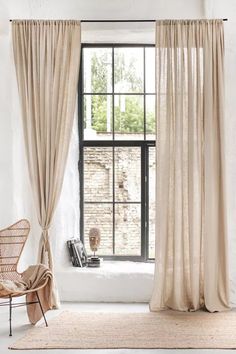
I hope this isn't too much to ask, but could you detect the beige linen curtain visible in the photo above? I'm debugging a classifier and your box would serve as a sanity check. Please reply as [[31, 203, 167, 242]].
[[12, 20, 81, 307], [150, 19, 230, 312]]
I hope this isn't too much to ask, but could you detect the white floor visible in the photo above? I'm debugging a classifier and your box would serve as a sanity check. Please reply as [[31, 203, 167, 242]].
[[0, 301, 235, 354]]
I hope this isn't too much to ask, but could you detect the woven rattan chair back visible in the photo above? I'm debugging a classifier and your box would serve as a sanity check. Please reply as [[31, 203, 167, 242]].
[[0, 219, 30, 282], [0, 219, 49, 336]]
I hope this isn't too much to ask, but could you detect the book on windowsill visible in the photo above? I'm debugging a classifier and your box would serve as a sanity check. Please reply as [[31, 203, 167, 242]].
[[67, 239, 83, 267]]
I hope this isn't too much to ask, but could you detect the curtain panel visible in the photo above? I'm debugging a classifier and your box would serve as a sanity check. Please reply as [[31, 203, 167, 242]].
[[12, 20, 81, 307], [150, 19, 230, 312]]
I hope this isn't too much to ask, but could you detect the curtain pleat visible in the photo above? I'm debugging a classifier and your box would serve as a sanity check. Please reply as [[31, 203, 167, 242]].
[[150, 19, 230, 312], [12, 20, 81, 307]]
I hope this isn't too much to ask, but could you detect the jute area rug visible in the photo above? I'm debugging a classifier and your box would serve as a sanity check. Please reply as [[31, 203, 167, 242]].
[[10, 310, 236, 350]]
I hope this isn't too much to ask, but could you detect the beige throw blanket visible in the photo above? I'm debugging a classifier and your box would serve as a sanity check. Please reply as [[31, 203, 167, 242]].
[[0, 264, 53, 324]]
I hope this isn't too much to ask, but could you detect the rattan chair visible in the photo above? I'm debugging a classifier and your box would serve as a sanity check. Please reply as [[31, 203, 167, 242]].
[[0, 219, 48, 336]]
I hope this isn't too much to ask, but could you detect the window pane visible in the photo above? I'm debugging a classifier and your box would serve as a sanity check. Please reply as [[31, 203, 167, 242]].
[[145, 47, 155, 93], [84, 203, 113, 256], [115, 147, 141, 202], [115, 204, 141, 255], [84, 95, 113, 140], [149, 147, 156, 258], [114, 95, 144, 139], [114, 48, 144, 93], [81, 46, 156, 260], [146, 95, 156, 140], [84, 147, 113, 202], [83, 48, 112, 93]]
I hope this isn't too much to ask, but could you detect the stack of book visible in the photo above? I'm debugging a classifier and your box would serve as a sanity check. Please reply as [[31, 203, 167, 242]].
[[87, 256, 101, 268], [67, 239, 87, 267]]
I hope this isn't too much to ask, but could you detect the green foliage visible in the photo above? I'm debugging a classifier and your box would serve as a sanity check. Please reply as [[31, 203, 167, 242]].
[[91, 95, 108, 132], [114, 96, 143, 133], [114, 51, 143, 93], [91, 51, 110, 94], [146, 111, 155, 133], [86, 49, 155, 134]]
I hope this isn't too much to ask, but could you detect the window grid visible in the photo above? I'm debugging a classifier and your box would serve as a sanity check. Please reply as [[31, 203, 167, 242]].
[[79, 44, 156, 261]]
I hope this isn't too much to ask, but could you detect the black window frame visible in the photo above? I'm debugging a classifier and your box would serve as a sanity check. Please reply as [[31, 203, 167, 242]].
[[78, 43, 156, 262]]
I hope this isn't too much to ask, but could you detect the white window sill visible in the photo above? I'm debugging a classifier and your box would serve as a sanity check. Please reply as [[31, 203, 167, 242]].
[[56, 261, 154, 302], [57, 260, 154, 274]]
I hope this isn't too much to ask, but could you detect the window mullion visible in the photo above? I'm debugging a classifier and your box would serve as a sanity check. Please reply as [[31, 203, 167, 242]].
[[112, 47, 115, 255], [144, 47, 146, 140], [141, 145, 147, 259], [145, 145, 150, 259], [112, 146, 115, 255]]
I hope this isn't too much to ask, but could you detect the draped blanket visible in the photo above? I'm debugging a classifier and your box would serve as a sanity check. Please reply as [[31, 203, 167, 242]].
[[0, 264, 53, 324]]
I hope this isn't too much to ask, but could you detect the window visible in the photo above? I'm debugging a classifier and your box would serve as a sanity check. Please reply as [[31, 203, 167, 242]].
[[79, 44, 155, 261]]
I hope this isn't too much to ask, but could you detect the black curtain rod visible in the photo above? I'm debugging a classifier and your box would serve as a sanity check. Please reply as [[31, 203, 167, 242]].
[[9, 19, 228, 22], [81, 19, 228, 23]]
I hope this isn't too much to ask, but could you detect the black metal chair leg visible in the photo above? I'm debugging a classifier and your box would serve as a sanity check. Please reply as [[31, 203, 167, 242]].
[[9, 295, 12, 336], [35, 291, 48, 327]]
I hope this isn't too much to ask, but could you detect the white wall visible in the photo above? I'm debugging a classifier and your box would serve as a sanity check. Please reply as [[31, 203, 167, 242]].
[[1, 0, 236, 304]]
